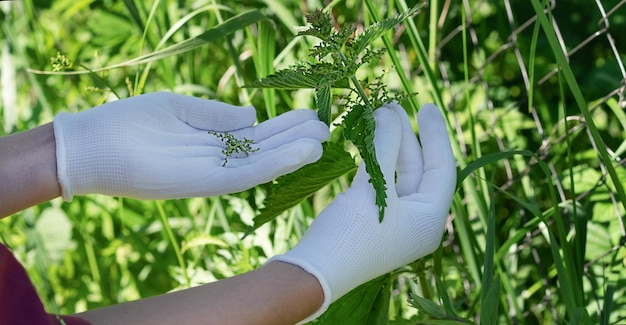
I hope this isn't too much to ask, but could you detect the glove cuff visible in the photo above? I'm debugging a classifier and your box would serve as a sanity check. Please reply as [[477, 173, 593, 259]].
[[53, 111, 129, 200], [267, 254, 333, 324], [53, 113, 72, 201]]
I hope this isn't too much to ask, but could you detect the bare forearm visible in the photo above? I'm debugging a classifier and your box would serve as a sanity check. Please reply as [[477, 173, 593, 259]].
[[0, 123, 60, 218], [75, 261, 323, 325]]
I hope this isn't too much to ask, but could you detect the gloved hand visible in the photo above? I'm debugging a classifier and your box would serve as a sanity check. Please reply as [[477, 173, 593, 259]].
[[269, 102, 457, 322], [53, 92, 329, 201]]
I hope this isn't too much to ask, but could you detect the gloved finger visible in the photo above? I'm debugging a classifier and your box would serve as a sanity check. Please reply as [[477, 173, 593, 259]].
[[217, 138, 324, 189], [148, 112, 327, 158], [153, 145, 226, 160], [127, 145, 224, 178], [127, 155, 225, 199], [237, 109, 330, 143], [129, 138, 323, 198], [128, 125, 226, 148], [164, 92, 257, 131], [373, 107, 402, 182], [385, 102, 424, 197], [235, 119, 329, 151], [405, 104, 456, 206], [350, 107, 402, 199]]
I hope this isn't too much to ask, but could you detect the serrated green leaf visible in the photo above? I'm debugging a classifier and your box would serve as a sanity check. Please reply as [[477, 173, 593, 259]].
[[247, 67, 322, 89], [297, 9, 333, 41], [435, 277, 459, 318], [343, 104, 387, 221], [408, 294, 474, 324], [247, 6, 420, 224], [248, 143, 356, 233], [314, 275, 391, 325], [368, 279, 392, 325], [315, 84, 332, 125], [350, 5, 422, 56], [408, 294, 448, 319], [246, 63, 350, 90]]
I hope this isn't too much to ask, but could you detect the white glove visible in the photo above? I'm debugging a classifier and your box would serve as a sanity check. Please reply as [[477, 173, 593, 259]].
[[269, 103, 457, 322], [53, 92, 329, 201]]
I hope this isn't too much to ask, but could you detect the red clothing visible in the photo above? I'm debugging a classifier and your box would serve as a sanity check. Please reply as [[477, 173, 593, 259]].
[[0, 243, 91, 325]]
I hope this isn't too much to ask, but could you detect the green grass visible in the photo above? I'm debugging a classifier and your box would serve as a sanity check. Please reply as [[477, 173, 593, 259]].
[[2, 0, 626, 323]]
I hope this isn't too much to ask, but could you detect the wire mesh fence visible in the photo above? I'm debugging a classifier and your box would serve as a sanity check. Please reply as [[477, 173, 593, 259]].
[[1, 0, 626, 323], [431, 0, 626, 322]]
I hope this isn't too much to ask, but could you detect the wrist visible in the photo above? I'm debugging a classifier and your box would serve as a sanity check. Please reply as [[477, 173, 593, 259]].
[[266, 255, 332, 323], [261, 260, 325, 324], [53, 111, 129, 200], [0, 123, 60, 217]]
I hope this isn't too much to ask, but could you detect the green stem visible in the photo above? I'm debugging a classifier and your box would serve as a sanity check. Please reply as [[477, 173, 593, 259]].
[[365, 0, 420, 113], [349, 75, 373, 108], [156, 200, 190, 288], [336, 50, 372, 109]]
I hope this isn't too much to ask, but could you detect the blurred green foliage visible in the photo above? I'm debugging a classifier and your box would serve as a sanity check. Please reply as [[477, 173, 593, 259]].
[[1, 0, 626, 323]]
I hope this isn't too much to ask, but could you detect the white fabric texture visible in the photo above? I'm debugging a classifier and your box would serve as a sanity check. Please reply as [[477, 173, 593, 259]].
[[53, 92, 329, 201], [269, 103, 457, 323]]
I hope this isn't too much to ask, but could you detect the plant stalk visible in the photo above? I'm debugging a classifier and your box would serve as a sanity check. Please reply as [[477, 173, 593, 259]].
[[156, 201, 190, 288], [336, 50, 373, 109]]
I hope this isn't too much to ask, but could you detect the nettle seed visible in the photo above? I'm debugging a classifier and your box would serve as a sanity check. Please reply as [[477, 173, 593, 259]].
[[208, 131, 260, 166]]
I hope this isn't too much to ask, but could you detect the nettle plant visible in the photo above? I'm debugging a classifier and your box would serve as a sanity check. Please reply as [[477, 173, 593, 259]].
[[247, 7, 420, 230]]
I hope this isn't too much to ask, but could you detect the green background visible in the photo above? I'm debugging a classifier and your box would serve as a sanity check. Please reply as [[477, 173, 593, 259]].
[[1, 0, 625, 323]]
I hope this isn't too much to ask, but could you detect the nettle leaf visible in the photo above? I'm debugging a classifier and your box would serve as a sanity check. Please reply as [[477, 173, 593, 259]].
[[408, 294, 475, 324], [246, 63, 350, 90], [315, 84, 332, 125], [343, 104, 387, 221], [246, 67, 322, 89], [408, 294, 447, 319], [297, 9, 333, 41], [311, 62, 352, 88], [314, 274, 392, 324], [246, 7, 420, 225], [248, 143, 356, 233], [350, 5, 423, 56]]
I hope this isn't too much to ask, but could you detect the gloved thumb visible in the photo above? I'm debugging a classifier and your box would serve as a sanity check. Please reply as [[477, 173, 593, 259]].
[[165, 93, 257, 131]]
